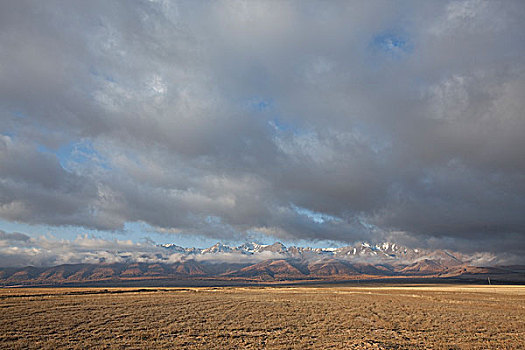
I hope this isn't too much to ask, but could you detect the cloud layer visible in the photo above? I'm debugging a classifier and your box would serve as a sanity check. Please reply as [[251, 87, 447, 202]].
[[1, 1, 525, 258], [0, 230, 289, 267], [1, 230, 513, 268]]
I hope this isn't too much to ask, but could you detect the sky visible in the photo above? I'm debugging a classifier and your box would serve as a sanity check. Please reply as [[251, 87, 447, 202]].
[[1, 0, 525, 266]]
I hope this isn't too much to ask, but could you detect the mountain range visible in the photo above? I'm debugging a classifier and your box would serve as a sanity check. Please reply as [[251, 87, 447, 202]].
[[1, 242, 524, 286]]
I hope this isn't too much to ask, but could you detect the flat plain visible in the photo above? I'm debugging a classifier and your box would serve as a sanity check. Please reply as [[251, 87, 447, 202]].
[[0, 285, 524, 349]]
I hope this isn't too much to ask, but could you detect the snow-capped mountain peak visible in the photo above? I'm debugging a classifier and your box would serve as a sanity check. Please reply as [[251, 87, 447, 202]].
[[157, 241, 472, 266], [202, 242, 233, 254]]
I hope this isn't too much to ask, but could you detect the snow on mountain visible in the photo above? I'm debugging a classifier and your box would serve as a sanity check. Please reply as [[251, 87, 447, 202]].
[[158, 241, 477, 266], [259, 242, 287, 253], [159, 244, 186, 253], [201, 243, 233, 254], [236, 242, 268, 254], [1, 241, 519, 285]]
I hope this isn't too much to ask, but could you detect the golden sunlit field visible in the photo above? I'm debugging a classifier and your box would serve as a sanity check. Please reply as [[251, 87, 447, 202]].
[[1, 285, 524, 349]]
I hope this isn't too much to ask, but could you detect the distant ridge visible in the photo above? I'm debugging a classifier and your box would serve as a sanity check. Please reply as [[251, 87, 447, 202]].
[[1, 242, 524, 286], [158, 241, 475, 265]]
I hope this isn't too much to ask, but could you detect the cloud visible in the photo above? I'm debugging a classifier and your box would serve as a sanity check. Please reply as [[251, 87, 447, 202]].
[[0, 229, 30, 242], [1, 1, 525, 257], [2, 230, 522, 268], [0, 231, 288, 267], [0, 232, 162, 267]]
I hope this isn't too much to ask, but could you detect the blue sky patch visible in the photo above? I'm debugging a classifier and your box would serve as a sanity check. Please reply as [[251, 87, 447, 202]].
[[37, 139, 110, 171], [11, 110, 27, 119], [268, 117, 298, 133], [246, 97, 273, 112], [371, 32, 412, 58], [292, 204, 341, 224]]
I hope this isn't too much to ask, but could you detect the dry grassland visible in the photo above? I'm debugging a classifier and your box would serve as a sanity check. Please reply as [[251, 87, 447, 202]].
[[0, 285, 524, 349]]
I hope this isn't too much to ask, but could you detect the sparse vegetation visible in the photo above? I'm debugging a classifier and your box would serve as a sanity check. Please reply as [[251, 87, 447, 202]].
[[0, 285, 523, 349]]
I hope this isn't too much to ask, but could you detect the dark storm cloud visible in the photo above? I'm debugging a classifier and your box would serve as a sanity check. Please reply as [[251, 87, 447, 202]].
[[1, 0, 525, 258]]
